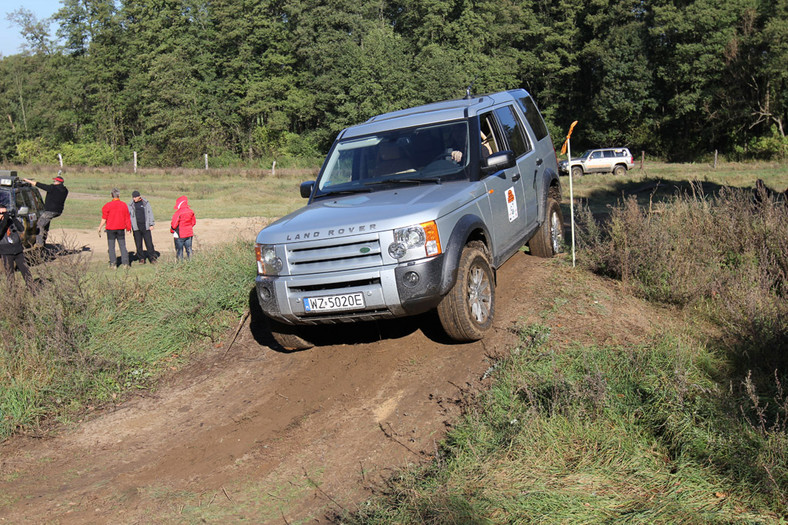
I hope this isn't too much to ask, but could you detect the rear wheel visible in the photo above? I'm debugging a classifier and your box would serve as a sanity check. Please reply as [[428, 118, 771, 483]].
[[571, 166, 583, 178], [613, 164, 626, 176], [528, 198, 564, 258], [437, 241, 494, 342], [267, 317, 313, 351]]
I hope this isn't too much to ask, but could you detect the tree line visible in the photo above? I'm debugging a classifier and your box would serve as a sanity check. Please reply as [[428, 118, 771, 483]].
[[1, 0, 786, 167]]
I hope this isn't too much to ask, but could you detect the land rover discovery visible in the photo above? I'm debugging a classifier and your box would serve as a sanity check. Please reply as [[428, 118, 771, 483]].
[[255, 89, 563, 350]]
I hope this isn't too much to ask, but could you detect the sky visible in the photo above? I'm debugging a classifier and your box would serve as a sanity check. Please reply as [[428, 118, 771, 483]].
[[1, 0, 62, 57]]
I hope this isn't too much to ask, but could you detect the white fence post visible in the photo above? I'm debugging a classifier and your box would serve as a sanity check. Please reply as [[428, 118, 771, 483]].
[[133, 151, 138, 173], [58, 153, 63, 167], [204, 153, 208, 170], [272, 160, 276, 177]]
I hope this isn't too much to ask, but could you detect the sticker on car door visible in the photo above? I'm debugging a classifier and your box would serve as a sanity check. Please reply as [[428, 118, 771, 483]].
[[506, 187, 518, 222]]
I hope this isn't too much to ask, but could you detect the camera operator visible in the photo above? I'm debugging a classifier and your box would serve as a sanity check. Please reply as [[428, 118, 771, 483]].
[[0, 206, 33, 289]]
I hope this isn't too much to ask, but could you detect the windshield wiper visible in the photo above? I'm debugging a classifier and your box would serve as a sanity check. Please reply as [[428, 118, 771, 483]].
[[316, 187, 373, 198], [364, 176, 442, 186]]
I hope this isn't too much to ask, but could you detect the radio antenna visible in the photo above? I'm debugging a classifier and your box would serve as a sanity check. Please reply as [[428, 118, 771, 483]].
[[464, 77, 477, 99]]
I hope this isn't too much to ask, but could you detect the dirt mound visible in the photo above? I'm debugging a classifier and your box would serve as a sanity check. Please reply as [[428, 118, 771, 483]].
[[0, 252, 668, 523]]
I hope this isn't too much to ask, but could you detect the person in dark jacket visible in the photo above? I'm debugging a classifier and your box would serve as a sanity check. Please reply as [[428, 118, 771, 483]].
[[128, 190, 156, 264], [0, 205, 33, 289], [98, 188, 132, 269], [170, 195, 196, 261], [23, 172, 69, 247]]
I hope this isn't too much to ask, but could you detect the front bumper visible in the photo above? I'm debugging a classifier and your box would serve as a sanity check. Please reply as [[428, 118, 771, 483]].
[[256, 254, 445, 325]]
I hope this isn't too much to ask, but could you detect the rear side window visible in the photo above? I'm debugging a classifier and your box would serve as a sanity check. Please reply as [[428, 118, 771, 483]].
[[493, 105, 531, 158], [603, 150, 614, 158], [517, 96, 549, 142]]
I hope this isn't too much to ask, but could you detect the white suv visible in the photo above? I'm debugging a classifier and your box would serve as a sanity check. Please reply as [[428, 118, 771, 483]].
[[559, 147, 634, 177]]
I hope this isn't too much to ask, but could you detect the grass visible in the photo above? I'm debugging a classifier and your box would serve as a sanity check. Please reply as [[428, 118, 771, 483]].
[[561, 160, 788, 218], [341, 326, 786, 523], [0, 240, 255, 438]]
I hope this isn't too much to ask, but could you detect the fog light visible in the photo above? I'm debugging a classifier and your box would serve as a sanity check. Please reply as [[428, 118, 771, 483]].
[[388, 242, 407, 259], [403, 271, 420, 287], [260, 286, 272, 301]]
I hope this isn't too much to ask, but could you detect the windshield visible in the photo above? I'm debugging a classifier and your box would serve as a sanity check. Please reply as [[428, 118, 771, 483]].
[[315, 121, 471, 197]]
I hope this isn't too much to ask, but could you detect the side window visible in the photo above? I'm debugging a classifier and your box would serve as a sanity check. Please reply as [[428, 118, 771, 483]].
[[493, 105, 532, 158], [479, 112, 503, 159], [517, 96, 549, 141], [590, 151, 601, 159], [603, 150, 614, 158]]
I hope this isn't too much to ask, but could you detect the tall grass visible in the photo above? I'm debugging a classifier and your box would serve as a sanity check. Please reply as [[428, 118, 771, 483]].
[[0, 240, 255, 438], [575, 185, 788, 373], [343, 326, 786, 523]]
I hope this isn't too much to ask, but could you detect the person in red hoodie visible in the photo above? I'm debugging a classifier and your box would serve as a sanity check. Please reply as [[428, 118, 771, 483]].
[[98, 188, 132, 268], [170, 195, 196, 261]]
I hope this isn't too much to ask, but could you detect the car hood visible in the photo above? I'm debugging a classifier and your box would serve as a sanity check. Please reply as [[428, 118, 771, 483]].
[[256, 181, 482, 244]]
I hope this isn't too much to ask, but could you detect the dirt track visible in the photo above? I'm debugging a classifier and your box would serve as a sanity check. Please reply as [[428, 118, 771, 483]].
[[0, 243, 665, 523]]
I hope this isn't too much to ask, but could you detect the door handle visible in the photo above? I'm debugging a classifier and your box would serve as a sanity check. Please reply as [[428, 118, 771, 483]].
[[512, 173, 521, 182], [536, 158, 543, 166]]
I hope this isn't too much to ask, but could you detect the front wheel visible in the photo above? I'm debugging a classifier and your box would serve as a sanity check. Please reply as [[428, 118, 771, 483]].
[[437, 241, 495, 342], [266, 317, 313, 351], [528, 198, 564, 258]]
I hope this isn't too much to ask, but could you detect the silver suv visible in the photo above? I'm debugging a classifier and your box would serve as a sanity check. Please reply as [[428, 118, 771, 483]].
[[255, 90, 563, 350], [559, 147, 634, 177]]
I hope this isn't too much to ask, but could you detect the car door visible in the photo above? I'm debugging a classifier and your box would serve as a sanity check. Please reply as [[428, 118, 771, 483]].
[[586, 150, 605, 173], [479, 110, 528, 260], [494, 104, 539, 228]]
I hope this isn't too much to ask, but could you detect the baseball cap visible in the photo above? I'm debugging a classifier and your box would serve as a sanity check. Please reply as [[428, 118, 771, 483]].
[[132, 190, 141, 197], [53, 176, 64, 182]]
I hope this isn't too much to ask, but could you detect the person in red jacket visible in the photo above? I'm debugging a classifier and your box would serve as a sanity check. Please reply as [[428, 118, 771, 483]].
[[98, 188, 132, 268], [170, 195, 196, 261]]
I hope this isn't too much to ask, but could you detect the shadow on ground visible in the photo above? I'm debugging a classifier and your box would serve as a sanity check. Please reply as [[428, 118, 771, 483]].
[[246, 287, 454, 353]]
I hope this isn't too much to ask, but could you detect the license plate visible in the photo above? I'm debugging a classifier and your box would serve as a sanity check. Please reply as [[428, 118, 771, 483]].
[[303, 292, 365, 313]]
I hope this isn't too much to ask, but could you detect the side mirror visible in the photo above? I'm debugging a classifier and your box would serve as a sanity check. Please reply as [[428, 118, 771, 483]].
[[17, 206, 29, 215], [300, 181, 315, 199], [481, 150, 516, 174]]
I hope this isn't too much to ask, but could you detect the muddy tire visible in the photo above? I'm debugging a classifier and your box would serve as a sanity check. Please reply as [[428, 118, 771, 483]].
[[528, 198, 564, 258], [437, 241, 494, 342], [267, 317, 314, 351], [613, 164, 626, 176], [571, 166, 583, 178]]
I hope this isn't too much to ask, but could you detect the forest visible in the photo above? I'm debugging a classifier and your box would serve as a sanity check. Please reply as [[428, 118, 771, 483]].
[[0, 0, 786, 167]]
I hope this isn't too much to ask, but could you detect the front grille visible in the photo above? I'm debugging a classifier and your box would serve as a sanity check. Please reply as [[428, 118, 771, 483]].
[[285, 233, 383, 275]]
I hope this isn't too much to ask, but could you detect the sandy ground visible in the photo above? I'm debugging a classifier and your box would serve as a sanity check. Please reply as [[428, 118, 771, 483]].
[[44, 217, 271, 264], [0, 248, 669, 523]]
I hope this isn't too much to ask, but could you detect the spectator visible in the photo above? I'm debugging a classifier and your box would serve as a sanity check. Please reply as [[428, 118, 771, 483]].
[[128, 190, 157, 264], [170, 195, 196, 261], [22, 171, 69, 248], [0, 205, 33, 289], [98, 188, 132, 269]]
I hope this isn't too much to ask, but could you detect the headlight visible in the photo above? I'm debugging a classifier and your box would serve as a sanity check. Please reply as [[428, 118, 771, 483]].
[[388, 221, 442, 260], [255, 244, 283, 275]]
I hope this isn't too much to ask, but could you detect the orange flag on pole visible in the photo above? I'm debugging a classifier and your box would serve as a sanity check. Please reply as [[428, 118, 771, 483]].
[[560, 120, 578, 155]]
